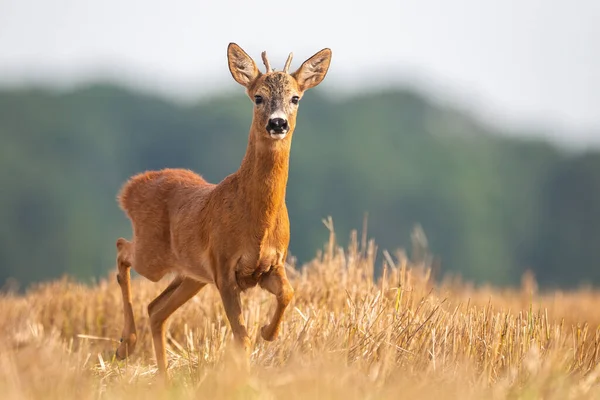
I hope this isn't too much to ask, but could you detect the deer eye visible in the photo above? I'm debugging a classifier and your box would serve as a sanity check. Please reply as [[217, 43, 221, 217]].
[[291, 96, 300, 105], [254, 95, 263, 105]]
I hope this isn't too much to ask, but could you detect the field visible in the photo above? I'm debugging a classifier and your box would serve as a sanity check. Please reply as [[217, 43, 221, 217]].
[[3, 227, 600, 399]]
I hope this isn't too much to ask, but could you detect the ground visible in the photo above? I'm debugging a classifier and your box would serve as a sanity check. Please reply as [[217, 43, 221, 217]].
[[2, 230, 600, 399]]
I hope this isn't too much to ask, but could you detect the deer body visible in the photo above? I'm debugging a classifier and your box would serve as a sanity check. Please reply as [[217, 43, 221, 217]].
[[113, 43, 331, 376]]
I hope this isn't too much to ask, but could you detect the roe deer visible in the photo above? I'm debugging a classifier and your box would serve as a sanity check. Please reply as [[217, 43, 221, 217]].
[[114, 42, 332, 375]]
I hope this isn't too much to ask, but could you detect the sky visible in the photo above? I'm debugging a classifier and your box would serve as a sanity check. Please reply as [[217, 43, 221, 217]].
[[1, 0, 599, 147]]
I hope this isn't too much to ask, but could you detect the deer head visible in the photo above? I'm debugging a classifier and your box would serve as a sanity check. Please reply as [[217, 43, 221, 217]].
[[227, 43, 332, 142]]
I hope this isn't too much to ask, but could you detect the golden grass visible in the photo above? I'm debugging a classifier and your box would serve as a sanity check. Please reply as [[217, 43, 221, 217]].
[[3, 226, 600, 399]]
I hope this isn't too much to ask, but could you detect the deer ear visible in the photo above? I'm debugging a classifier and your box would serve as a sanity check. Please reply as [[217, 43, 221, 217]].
[[227, 43, 260, 88], [292, 48, 332, 91]]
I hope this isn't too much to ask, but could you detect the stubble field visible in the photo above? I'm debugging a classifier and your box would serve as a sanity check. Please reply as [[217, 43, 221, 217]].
[[2, 227, 600, 399]]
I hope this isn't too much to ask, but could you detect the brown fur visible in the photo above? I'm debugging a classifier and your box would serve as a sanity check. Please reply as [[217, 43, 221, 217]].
[[113, 43, 332, 377]]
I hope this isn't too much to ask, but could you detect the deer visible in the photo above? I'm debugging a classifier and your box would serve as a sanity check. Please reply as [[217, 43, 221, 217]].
[[113, 42, 332, 376]]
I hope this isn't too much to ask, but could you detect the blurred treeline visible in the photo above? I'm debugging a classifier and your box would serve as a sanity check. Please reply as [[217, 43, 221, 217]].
[[1, 83, 599, 289]]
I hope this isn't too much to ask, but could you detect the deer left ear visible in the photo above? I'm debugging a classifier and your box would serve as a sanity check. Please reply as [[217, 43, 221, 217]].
[[227, 43, 260, 88], [292, 48, 332, 92]]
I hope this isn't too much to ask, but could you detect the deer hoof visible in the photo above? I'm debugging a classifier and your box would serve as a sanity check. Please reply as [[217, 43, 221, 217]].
[[260, 325, 278, 341], [115, 333, 137, 360]]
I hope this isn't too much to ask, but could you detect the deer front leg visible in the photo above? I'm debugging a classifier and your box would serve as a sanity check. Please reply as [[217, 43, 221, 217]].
[[218, 282, 251, 353], [259, 264, 294, 341]]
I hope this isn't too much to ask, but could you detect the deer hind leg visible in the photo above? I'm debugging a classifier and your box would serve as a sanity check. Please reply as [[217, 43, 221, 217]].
[[147, 275, 184, 317], [115, 238, 137, 360], [259, 265, 294, 341], [148, 277, 205, 376]]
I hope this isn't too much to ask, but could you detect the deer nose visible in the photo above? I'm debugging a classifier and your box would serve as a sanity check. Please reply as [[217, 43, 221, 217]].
[[267, 118, 288, 133]]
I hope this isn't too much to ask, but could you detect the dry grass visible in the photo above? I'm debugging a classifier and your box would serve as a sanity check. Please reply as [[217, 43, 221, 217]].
[[3, 225, 600, 399]]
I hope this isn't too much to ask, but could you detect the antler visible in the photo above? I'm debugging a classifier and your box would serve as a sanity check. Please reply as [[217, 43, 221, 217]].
[[261, 51, 272, 73], [261, 51, 293, 74], [283, 52, 293, 73]]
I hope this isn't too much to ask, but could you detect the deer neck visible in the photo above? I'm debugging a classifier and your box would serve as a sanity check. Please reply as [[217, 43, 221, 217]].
[[237, 127, 291, 235]]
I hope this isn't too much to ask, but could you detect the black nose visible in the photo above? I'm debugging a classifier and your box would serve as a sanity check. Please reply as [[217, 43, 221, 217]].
[[267, 118, 288, 133]]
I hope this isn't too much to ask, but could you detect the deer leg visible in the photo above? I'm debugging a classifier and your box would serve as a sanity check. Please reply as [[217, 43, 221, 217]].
[[147, 275, 184, 317], [148, 277, 205, 376], [259, 265, 294, 341], [115, 238, 137, 360], [218, 283, 251, 353]]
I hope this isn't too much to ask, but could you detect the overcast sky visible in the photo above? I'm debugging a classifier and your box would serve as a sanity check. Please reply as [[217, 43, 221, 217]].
[[1, 0, 599, 146]]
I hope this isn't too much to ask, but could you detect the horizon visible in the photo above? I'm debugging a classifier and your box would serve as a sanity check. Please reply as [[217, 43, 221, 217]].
[[1, 0, 599, 149], [3, 74, 597, 152]]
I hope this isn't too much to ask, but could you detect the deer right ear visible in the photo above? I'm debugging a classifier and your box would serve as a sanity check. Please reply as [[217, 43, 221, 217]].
[[227, 43, 260, 88]]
